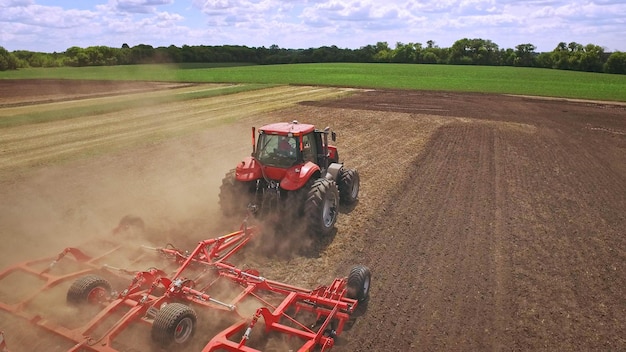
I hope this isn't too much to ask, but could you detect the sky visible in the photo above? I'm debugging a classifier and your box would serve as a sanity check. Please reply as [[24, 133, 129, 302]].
[[1, 0, 625, 53]]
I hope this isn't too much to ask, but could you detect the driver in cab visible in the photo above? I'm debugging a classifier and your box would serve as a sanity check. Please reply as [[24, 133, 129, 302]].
[[278, 136, 296, 157]]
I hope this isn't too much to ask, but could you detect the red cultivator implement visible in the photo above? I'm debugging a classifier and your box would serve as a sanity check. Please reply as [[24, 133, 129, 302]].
[[0, 219, 370, 351]]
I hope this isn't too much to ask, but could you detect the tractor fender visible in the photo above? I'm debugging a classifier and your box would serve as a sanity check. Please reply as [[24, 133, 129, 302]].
[[235, 156, 262, 182], [324, 163, 343, 182], [328, 146, 339, 163], [280, 162, 320, 191]]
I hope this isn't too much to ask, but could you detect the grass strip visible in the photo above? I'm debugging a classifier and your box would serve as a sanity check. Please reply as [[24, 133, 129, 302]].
[[0, 83, 271, 128]]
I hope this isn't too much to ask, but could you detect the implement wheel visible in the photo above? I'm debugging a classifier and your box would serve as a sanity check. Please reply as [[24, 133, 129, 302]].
[[67, 275, 112, 305], [347, 265, 371, 302], [151, 303, 197, 346], [305, 178, 339, 236], [339, 168, 360, 205]]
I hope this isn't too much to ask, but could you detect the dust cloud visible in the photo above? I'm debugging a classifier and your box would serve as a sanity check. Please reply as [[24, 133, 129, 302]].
[[0, 122, 252, 263], [0, 120, 254, 351]]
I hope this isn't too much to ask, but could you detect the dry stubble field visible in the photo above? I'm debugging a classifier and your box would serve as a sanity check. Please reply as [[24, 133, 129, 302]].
[[0, 79, 625, 351]]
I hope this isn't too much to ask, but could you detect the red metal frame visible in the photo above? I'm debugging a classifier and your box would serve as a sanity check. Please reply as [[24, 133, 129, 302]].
[[0, 221, 361, 352]]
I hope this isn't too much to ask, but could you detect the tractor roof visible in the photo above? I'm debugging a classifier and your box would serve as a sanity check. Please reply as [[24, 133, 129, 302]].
[[259, 121, 315, 136]]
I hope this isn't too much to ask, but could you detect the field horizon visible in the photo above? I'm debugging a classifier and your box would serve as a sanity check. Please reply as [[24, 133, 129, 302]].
[[2, 62, 625, 102]]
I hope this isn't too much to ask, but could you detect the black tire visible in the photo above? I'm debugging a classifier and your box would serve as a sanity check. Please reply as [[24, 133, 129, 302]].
[[346, 265, 371, 302], [151, 303, 197, 346], [338, 168, 360, 205], [113, 215, 145, 235], [66, 275, 112, 305], [305, 178, 339, 236], [284, 179, 311, 217], [219, 169, 251, 216]]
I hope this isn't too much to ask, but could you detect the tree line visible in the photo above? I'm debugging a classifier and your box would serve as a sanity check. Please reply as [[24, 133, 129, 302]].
[[2, 38, 626, 74]]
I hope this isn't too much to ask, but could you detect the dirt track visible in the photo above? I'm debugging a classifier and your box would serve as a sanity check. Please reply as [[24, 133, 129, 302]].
[[0, 80, 625, 351]]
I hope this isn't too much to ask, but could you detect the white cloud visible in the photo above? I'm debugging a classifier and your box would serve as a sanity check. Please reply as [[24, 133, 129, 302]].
[[0, 4, 97, 29], [0, 0, 625, 52], [0, 0, 34, 5], [113, 0, 174, 14]]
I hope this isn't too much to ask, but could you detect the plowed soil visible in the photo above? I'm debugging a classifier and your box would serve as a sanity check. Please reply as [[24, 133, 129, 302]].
[[0, 80, 624, 351]]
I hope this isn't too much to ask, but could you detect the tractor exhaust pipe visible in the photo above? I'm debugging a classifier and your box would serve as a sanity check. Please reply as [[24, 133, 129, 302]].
[[251, 126, 256, 155], [322, 127, 330, 171]]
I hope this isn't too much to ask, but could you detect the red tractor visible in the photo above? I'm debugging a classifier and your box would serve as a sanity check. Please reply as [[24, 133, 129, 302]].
[[219, 121, 359, 235]]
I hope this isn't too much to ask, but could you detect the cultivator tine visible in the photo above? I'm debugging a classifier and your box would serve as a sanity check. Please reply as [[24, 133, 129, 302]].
[[0, 331, 8, 352], [40, 247, 91, 274], [102, 264, 139, 276], [238, 309, 262, 348]]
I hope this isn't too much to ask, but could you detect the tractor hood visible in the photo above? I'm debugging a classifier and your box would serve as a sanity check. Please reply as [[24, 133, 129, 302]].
[[235, 156, 319, 191]]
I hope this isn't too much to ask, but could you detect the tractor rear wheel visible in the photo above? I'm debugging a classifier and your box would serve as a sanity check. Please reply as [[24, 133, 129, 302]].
[[219, 169, 251, 216], [151, 303, 197, 346], [305, 178, 339, 236], [339, 168, 360, 205], [67, 275, 112, 305], [347, 265, 371, 302]]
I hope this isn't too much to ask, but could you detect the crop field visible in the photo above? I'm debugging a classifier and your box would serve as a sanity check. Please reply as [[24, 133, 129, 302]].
[[3, 63, 626, 102], [0, 78, 625, 351]]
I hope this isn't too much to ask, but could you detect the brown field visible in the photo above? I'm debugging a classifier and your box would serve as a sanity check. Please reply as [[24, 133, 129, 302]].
[[0, 79, 624, 351]]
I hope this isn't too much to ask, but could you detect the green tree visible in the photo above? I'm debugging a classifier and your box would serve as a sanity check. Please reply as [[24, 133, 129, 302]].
[[566, 42, 584, 70], [129, 44, 155, 64], [514, 43, 536, 67], [84, 46, 105, 65], [535, 52, 553, 68], [422, 41, 447, 64], [449, 38, 500, 65], [604, 51, 626, 74], [578, 44, 604, 72], [355, 44, 377, 62], [117, 45, 132, 64], [64, 46, 89, 66], [501, 48, 516, 66], [391, 42, 422, 63], [422, 51, 438, 64], [311, 46, 343, 62], [0, 46, 20, 70], [551, 42, 570, 69], [372, 42, 392, 62]]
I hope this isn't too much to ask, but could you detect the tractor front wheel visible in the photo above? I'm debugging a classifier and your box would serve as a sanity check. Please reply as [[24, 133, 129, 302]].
[[305, 178, 339, 236], [219, 169, 251, 217], [151, 303, 197, 346], [67, 275, 112, 305]]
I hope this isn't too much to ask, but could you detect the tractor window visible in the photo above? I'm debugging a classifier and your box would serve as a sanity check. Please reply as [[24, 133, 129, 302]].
[[301, 133, 318, 164], [256, 134, 298, 168]]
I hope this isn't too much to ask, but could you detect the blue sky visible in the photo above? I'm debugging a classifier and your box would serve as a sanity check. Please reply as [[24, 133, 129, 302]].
[[1, 0, 625, 53]]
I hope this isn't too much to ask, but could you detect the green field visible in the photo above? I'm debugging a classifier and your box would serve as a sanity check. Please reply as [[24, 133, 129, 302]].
[[2, 63, 626, 102]]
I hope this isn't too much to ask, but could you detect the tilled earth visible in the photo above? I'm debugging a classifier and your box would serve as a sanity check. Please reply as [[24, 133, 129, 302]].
[[0, 80, 625, 351]]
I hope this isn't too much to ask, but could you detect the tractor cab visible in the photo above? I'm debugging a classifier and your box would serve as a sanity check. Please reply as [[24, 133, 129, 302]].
[[253, 121, 337, 170], [255, 133, 300, 168]]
